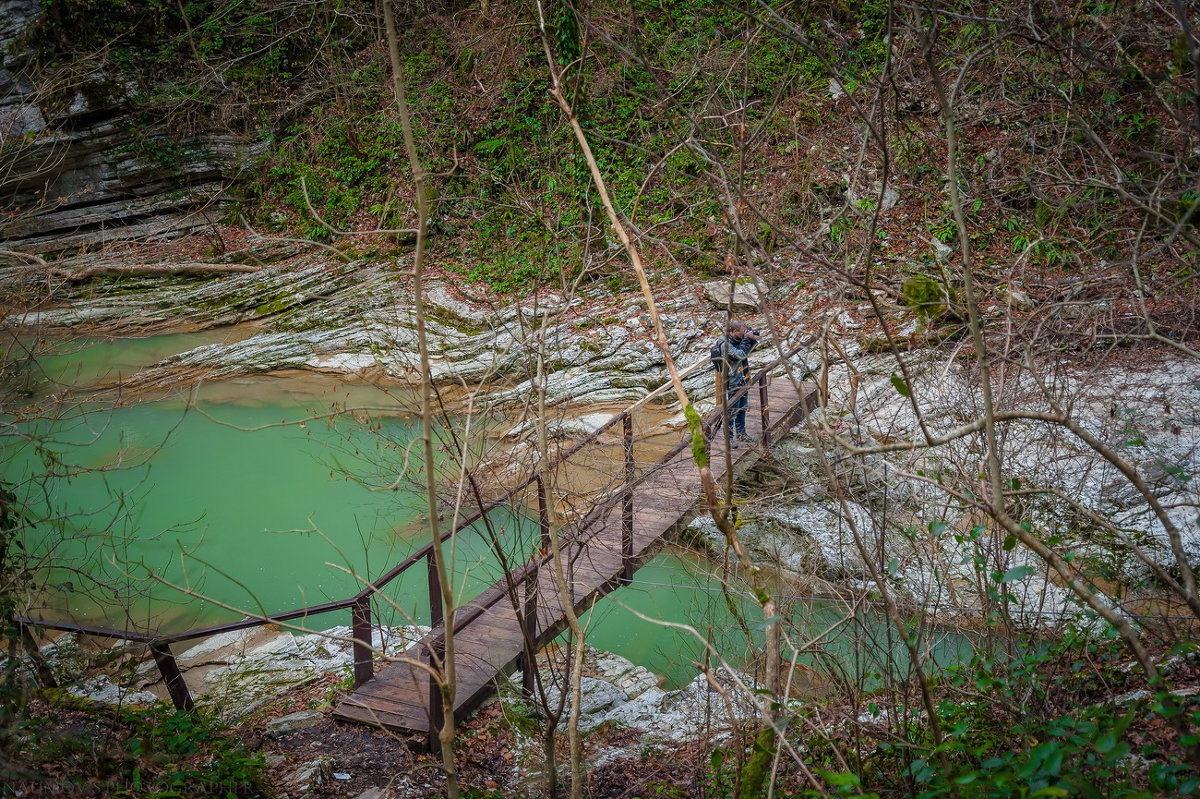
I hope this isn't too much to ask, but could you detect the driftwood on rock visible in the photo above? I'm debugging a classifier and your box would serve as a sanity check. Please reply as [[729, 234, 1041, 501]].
[[46, 262, 262, 282], [0, 249, 47, 266]]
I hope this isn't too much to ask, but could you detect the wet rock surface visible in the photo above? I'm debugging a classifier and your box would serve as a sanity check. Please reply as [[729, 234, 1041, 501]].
[[509, 647, 760, 744], [36, 624, 430, 722], [7, 255, 794, 408]]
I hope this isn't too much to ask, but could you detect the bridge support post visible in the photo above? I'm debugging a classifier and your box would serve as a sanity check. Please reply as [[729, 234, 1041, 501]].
[[622, 414, 634, 584], [536, 475, 550, 553], [758, 373, 771, 449], [426, 638, 445, 754], [18, 622, 57, 688], [521, 566, 538, 697], [425, 548, 445, 753], [351, 596, 373, 687], [150, 642, 195, 712], [427, 551, 442, 629]]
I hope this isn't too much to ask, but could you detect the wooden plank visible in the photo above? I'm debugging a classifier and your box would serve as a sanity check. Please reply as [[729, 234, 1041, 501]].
[[336, 690, 427, 716], [339, 690, 429, 719], [333, 700, 413, 724], [346, 682, 429, 708], [453, 612, 527, 636], [332, 702, 422, 733], [343, 668, 499, 724], [332, 704, 423, 729]]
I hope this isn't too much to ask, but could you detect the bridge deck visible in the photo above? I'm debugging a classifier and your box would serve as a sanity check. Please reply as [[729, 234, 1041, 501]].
[[332, 378, 817, 734]]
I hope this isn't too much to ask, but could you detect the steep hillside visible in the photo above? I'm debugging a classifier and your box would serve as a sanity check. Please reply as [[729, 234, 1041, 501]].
[[4, 1, 1197, 331], [258, 0, 1200, 318]]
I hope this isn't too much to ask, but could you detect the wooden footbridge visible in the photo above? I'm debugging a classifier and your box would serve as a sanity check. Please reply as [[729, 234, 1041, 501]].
[[16, 348, 817, 750], [332, 365, 817, 742]]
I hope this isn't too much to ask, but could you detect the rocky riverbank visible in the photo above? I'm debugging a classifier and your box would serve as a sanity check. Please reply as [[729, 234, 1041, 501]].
[[689, 350, 1200, 628], [2, 246, 797, 406]]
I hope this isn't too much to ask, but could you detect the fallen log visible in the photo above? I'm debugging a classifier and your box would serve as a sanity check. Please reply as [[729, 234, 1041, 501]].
[[46, 262, 263, 281]]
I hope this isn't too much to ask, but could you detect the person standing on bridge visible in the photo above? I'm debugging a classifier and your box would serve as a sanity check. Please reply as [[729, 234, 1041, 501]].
[[711, 319, 760, 447]]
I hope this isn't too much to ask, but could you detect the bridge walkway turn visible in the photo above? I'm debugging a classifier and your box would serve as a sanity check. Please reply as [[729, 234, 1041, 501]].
[[333, 378, 818, 735]]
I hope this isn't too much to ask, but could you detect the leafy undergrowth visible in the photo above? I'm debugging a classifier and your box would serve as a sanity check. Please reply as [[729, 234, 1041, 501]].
[[23, 0, 1198, 357], [807, 635, 1200, 799], [3, 697, 270, 798], [5, 632, 1200, 798], [234, 0, 1200, 310], [390, 632, 1200, 798]]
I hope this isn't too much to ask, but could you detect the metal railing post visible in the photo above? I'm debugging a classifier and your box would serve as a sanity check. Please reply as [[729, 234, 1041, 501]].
[[149, 642, 195, 712], [758, 372, 771, 448], [622, 413, 634, 584], [351, 595, 373, 687]]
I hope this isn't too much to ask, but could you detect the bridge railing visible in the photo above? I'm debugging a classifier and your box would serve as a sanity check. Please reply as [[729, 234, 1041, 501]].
[[16, 336, 814, 715]]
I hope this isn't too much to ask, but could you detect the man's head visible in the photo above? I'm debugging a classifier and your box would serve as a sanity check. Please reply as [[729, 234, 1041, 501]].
[[728, 320, 757, 340]]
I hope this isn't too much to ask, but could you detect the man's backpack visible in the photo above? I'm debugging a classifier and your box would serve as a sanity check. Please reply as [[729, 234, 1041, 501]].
[[709, 338, 726, 372]]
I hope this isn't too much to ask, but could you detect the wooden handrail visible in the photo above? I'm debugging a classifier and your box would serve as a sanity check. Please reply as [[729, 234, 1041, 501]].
[[16, 596, 360, 646], [407, 335, 819, 650]]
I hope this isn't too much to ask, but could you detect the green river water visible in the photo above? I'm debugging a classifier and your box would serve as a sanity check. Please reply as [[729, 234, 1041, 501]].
[[4, 332, 973, 688]]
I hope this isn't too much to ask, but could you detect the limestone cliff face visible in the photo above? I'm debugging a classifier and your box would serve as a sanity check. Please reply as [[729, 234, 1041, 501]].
[[0, 0, 263, 254]]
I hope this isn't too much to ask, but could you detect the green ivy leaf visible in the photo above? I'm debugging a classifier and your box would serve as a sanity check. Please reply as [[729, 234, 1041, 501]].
[[1000, 565, 1035, 583], [819, 770, 861, 787], [1104, 741, 1130, 762], [890, 373, 910, 397]]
